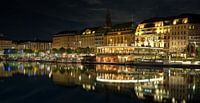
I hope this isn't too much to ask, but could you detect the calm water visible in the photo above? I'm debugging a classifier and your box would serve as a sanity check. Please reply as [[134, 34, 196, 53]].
[[0, 62, 200, 103]]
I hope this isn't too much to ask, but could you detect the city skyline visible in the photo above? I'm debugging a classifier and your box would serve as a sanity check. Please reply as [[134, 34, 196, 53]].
[[0, 0, 200, 40], [1, 1, 200, 103]]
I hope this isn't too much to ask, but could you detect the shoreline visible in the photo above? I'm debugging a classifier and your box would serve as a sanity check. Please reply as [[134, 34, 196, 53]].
[[89, 62, 200, 68], [1, 59, 200, 68]]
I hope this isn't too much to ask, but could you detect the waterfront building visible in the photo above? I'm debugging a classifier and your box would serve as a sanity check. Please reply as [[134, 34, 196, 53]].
[[96, 46, 135, 63], [52, 31, 77, 49], [95, 27, 108, 47], [52, 27, 108, 49], [135, 14, 200, 55], [14, 40, 52, 51], [94, 8, 112, 47], [78, 9, 113, 48], [96, 22, 136, 63], [0, 36, 14, 51], [79, 27, 99, 48], [105, 22, 136, 46]]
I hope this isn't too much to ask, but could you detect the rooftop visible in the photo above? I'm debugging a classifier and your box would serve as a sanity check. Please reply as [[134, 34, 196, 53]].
[[53, 31, 77, 36], [141, 13, 200, 24], [13, 40, 52, 44]]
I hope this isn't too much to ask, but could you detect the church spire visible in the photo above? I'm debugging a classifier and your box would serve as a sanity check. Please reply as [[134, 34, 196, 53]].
[[105, 9, 112, 28]]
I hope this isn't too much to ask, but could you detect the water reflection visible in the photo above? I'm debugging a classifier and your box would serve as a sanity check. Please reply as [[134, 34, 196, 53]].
[[0, 62, 200, 103]]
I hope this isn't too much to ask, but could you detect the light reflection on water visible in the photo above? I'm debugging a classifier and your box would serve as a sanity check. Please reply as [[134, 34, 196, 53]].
[[0, 62, 200, 103]]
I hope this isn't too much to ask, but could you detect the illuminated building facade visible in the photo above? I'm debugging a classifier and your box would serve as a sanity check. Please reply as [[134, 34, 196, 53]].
[[51, 9, 137, 57], [0, 36, 14, 50], [95, 22, 136, 63], [14, 40, 52, 51], [52, 28, 107, 49], [96, 46, 135, 63], [95, 27, 108, 47], [52, 31, 77, 49], [79, 27, 99, 48], [135, 14, 200, 53], [105, 22, 136, 46]]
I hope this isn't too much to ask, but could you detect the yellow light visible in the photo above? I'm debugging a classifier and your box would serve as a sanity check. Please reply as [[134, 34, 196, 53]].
[[183, 18, 188, 24], [79, 75, 82, 81], [139, 24, 144, 29], [173, 21, 176, 25], [156, 29, 160, 34], [156, 89, 159, 94], [173, 19, 179, 25]]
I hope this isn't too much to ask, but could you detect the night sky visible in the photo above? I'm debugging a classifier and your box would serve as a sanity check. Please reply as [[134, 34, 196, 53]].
[[0, 0, 200, 40]]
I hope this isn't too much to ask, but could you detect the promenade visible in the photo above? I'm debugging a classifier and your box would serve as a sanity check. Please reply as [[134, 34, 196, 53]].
[[1, 59, 200, 68]]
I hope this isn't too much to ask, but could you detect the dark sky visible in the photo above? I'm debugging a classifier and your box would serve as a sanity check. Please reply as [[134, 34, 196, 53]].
[[0, 0, 200, 40]]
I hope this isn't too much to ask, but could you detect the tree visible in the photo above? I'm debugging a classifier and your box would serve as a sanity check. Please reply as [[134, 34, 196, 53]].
[[85, 47, 90, 54], [196, 47, 200, 57], [24, 49, 33, 54], [38, 50, 45, 53], [75, 47, 82, 54], [66, 48, 73, 54], [11, 49, 18, 54], [59, 47, 65, 54], [52, 48, 58, 53]]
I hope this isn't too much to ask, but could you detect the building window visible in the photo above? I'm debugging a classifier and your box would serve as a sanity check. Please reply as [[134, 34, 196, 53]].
[[173, 19, 179, 25], [192, 25, 195, 29], [189, 25, 192, 29], [182, 18, 188, 24]]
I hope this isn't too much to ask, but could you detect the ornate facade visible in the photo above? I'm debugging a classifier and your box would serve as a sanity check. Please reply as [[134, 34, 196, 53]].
[[0, 36, 14, 50], [14, 40, 52, 51], [135, 14, 200, 53], [105, 22, 136, 46], [79, 28, 98, 48], [52, 31, 77, 49]]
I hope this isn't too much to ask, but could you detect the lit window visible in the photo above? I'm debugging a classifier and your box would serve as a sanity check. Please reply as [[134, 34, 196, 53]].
[[173, 19, 179, 25], [155, 22, 163, 27], [189, 25, 192, 29], [156, 29, 160, 34], [139, 24, 144, 29], [192, 25, 195, 29], [182, 18, 188, 24]]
